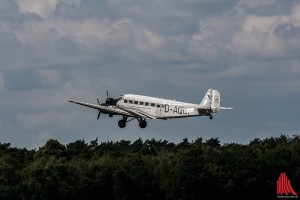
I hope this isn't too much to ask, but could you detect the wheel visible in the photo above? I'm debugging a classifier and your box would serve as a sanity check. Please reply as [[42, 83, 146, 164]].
[[209, 114, 213, 120], [118, 120, 126, 128], [139, 120, 147, 128]]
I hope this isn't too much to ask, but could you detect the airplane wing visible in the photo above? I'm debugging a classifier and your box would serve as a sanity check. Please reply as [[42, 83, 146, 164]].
[[68, 99, 156, 119], [68, 99, 132, 116]]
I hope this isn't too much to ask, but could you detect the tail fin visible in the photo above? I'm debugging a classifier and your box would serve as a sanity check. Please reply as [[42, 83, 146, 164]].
[[199, 89, 221, 112], [211, 89, 220, 112], [200, 89, 213, 109]]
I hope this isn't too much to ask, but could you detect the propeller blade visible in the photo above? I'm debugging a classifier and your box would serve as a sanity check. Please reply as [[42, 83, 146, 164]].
[[97, 110, 101, 120], [97, 98, 101, 120]]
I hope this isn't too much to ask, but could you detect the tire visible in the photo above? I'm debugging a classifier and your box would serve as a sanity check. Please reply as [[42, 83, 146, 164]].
[[118, 120, 126, 128], [139, 120, 147, 128]]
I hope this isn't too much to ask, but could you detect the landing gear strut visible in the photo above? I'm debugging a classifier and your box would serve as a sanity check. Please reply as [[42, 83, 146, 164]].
[[208, 114, 213, 120], [117, 116, 147, 128]]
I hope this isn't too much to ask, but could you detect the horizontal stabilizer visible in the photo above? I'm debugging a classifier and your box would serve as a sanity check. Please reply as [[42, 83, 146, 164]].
[[220, 107, 234, 110]]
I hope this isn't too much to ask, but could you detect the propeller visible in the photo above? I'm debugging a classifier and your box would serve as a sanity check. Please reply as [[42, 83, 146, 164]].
[[100, 90, 110, 106], [96, 90, 109, 120], [97, 98, 101, 120]]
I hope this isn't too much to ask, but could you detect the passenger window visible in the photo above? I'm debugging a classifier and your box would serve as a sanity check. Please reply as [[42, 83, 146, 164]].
[[124, 100, 128, 103], [157, 105, 160, 108], [145, 102, 149, 106], [151, 103, 155, 107], [134, 101, 138, 104], [129, 100, 133, 104], [140, 102, 144, 105]]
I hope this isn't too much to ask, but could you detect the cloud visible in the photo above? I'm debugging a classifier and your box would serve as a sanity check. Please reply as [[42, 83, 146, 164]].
[[231, 15, 299, 59], [0, 31, 22, 54], [0, 0, 300, 148], [17, 0, 55, 17], [17, 0, 81, 19]]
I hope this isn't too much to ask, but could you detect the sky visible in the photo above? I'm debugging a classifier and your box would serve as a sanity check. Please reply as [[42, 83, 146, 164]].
[[1, 0, 300, 149]]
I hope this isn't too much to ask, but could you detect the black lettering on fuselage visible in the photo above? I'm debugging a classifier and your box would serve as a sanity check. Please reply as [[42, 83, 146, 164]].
[[173, 106, 177, 113], [179, 107, 183, 114], [164, 104, 188, 115], [174, 106, 183, 114], [172, 106, 188, 115], [164, 104, 169, 113]]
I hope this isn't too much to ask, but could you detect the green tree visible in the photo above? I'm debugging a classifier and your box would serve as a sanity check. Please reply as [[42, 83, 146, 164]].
[[34, 139, 66, 159], [22, 156, 71, 199]]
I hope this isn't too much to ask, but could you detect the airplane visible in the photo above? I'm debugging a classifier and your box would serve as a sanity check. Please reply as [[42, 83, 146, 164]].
[[68, 89, 233, 128]]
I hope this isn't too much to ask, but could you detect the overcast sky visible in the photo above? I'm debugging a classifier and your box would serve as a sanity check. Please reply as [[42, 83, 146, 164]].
[[1, 0, 300, 149]]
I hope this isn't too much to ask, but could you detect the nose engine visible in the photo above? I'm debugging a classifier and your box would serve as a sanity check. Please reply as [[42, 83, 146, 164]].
[[105, 97, 113, 105], [102, 97, 118, 106]]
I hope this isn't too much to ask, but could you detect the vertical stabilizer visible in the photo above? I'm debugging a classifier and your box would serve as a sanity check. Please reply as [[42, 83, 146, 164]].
[[200, 89, 221, 112], [211, 89, 220, 112], [200, 89, 213, 109]]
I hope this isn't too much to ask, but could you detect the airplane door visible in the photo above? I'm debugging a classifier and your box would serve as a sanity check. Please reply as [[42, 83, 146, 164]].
[[155, 104, 162, 117]]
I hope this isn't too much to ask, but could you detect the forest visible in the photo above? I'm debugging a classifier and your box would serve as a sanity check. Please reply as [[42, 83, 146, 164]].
[[0, 134, 299, 200]]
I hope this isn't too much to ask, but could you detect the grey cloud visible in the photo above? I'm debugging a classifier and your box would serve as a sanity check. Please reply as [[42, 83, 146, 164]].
[[0, 0, 19, 23], [54, 3, 80, 19], [3, 69, 67, 91], [19, 12, 42, 23], [1, 0, 300, 148], [275, 23, 300, 39], [54, 36, 81, 56], [235, 0, 299, 17], [0, 0, 41, 25], [4, 70, 38, 91], [0, 32, 22, 53]]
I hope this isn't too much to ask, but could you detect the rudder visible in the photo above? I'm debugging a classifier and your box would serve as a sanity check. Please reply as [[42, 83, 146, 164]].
[[199, 89, 220, 112], [211, 89, 220, 112]]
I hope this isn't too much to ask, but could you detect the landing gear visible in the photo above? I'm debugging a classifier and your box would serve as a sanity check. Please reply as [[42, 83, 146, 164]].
[[118, 116, 127, 128], [117, 116, 147, 128], [139, 120, 147, 128], [208, 114, 213, 120], [118, 120, 126, 128]]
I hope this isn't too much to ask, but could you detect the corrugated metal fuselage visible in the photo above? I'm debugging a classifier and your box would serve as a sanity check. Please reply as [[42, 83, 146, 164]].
[[117, 94, 208, 119]]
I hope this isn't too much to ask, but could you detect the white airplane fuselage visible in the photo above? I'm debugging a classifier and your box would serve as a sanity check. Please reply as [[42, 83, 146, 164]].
[[117, 94, 202, 119]]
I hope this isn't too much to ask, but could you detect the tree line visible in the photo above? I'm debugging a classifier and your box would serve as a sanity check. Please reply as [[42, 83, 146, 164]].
[[0, 134, 299, 199]]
